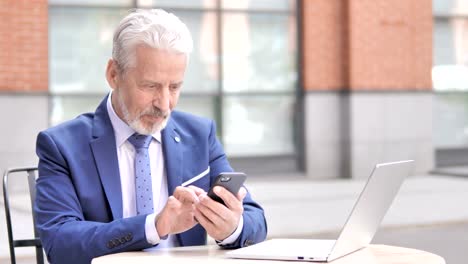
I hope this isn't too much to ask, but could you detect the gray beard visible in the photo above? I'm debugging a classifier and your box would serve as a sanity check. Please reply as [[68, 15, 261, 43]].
[[116, 92, 170, 135]]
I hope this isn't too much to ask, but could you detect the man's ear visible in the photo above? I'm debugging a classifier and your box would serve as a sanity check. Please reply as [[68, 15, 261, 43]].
[[105, 59, 119, 89]]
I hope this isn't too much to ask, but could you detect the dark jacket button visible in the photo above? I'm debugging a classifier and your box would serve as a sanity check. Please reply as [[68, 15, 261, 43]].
[[244, 240, 253, 247], [113, 239, 121, 246], [120, 237, 127, 244], [107, 241, 114, 249], [125, 233, 133, 242]]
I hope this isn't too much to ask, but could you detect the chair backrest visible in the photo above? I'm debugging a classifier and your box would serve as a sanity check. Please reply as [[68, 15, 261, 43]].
[[3, 167, 44, 264]]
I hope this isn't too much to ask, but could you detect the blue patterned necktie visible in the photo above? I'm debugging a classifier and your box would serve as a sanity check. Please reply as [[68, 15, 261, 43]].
[[128, 133, 154, 215]]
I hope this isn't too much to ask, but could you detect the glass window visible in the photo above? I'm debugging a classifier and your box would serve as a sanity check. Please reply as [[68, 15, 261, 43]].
[[223, 95, 295, 156], [49, 0, 133, 6], [433, 0, 468, 16], [432, 18, 468, 92], [49, 1, 299, 165], [433, 19, 457, 66], [173, 11, 219, 93], [50, 8, 218, 94], [222, 13, 297, 93], [51, 95, 218, 127], [434, 93, 468, 147], [221, 0, 294, 11], [433, 18, 468, 68], [49, 7, 127, 94], [176, 96, 217, 121], [433, 1, 468, 149], [138, 0, 216, 9], [51, 96, 103, 126]]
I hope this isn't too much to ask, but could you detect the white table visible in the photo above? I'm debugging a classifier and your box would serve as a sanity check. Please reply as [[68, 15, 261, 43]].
[[92, 244, 445, 264]]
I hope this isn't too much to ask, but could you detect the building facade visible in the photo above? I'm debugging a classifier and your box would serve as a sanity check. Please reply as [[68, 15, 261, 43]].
[[0, 0, 443, 179]]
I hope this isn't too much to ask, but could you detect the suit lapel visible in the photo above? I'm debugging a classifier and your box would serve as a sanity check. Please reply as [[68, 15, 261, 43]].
[[162, 120, 183, 196], [90, 96, 123, 220], [162, 117, 186, 246]]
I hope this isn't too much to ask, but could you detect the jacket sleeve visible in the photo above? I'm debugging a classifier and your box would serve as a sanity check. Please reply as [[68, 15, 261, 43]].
[[206, 121, 268, 248], [34, 131, 153, 264]]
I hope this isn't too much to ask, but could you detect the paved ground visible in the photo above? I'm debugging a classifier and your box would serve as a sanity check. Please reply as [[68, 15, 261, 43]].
[[1, 173, 467, 263]]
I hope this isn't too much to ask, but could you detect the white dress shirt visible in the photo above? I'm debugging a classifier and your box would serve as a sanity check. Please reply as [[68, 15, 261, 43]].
[[107, 93, 175, 248], [106, 92, 243, 248]]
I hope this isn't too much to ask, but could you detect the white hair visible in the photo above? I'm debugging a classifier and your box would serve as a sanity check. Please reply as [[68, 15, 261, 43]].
[[112, 9, 193, 72]]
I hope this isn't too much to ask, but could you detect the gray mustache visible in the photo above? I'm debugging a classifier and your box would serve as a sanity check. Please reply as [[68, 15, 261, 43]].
[[140, 108, 169, 118]]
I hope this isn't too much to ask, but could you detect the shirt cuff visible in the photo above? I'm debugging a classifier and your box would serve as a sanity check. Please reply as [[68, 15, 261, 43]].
[[217, 216, 244, 245], [145, 213, 161, 245]]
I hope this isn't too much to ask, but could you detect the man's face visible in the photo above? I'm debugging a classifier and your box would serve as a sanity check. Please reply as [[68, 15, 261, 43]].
[[108, 45, 187, 135]]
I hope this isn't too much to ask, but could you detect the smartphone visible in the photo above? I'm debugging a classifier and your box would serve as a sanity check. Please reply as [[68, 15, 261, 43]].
[[207, 172, 247, 206]]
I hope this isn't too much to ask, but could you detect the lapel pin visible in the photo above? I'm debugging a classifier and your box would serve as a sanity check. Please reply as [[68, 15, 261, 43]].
[[174, 136, 181, 143]]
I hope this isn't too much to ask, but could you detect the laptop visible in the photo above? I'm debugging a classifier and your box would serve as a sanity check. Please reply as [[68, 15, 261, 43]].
[[226, 160, 414, 262]]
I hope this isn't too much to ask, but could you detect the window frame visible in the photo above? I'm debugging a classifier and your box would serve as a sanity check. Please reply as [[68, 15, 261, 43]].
[[48, 0, 305, 174]]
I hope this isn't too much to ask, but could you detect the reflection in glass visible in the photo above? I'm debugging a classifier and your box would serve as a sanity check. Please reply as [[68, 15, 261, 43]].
[[221, 0, 294, 11], [433, 19, 456, 66], [432, 65, 468, 91], [51, 96, 104, 126], [51, 95, 216, 127], [434, 93, 468, 147], [433, 10, 468, 149], [50, 7, 127, 93], [222, 13, 297, 92], [138, 0, 216, 8], [433, 18, 468, 67], [176, 96, 216, 121], [50, 8, 219, 94], [48, 3, 299, 161], [433, 0, 468, 16], [175, 11, 219, 93], [49, 0, 133, 6], [223, 95, 295, 156]]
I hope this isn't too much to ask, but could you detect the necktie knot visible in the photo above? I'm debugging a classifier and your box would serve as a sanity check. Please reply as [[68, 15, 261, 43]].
[[128, 133, 152, 150]]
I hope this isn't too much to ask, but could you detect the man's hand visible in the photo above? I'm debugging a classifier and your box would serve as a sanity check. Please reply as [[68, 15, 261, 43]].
[[155, 186, 200, 237], [194, 186, 247, 241]]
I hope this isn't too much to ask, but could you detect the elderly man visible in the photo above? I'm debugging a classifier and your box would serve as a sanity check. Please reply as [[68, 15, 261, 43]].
[[34, 9, 267, 264]]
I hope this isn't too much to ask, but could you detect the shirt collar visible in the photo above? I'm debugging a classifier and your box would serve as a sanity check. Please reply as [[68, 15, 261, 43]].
[[106, 91, 161, 147]]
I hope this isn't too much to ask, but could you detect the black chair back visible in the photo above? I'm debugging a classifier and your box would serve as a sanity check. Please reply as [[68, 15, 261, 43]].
[[3, 167, 44, 264]]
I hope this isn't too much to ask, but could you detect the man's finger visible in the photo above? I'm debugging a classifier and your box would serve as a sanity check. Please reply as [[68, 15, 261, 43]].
[[197, 197, 228, 223], [194, 208, 215, 231], [237, 187, 247, 201], [187, 185, 206, 197], [199, 192, 229, 214], [166, 195, 181, 208], [214, 186, 241, 210], [174, 186, 199, 203]]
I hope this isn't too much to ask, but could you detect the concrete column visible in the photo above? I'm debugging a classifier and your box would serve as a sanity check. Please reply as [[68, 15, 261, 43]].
[[0, 95, 48, 192]]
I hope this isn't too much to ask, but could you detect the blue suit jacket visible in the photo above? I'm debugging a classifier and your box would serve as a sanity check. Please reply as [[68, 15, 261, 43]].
[[34, 96, 267, 264]]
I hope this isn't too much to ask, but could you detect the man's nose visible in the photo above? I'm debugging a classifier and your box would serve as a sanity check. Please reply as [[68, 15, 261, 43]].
[[153, 88, 170, 111]]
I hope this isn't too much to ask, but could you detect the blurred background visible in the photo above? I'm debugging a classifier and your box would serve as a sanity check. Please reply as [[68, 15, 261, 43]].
[[0, 0, 467, 263]]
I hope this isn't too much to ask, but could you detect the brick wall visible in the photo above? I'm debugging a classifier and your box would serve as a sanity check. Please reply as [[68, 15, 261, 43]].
[[0, 0, 48, 92], [302, 0, 432, 91], [302, 0, 348, 90]]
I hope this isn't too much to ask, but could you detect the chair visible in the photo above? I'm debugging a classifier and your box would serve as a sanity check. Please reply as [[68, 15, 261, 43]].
[[3, 167, 44, 264]]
